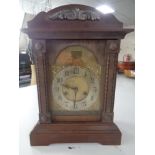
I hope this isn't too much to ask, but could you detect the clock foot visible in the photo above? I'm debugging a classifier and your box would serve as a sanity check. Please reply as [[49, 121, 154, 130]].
[[30, 122, 121, 146]]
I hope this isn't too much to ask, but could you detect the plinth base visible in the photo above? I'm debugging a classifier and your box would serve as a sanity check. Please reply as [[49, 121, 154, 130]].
[[30, 122, 121, 146]]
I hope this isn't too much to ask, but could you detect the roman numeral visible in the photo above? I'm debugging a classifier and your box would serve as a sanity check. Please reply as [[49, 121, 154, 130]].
[[57, 78, 62, 83], [65, 71, 69, 76], [73, 67, 79, 74]]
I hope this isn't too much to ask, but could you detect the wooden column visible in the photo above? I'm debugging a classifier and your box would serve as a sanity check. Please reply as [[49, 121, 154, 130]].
[[102, 40, 120, 122], [32, 40, 51, 123]]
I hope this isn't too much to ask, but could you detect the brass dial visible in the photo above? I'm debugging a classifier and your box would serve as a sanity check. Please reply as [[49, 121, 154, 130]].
[[52, 66, 99, 111]]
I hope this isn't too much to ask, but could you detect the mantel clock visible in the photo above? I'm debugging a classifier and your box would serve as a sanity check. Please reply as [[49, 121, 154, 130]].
[[23, 4, 133, 146]]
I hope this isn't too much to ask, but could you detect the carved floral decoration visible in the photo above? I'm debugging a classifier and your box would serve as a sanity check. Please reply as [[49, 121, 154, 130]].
[[48, 8, 101, 21]]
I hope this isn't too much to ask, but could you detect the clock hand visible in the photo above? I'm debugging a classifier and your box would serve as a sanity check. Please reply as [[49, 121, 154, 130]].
[[62, 84, 71, 89], [73, 87, 78, 108], [62, 84, 79, 107], [62, 84, 77, 91]]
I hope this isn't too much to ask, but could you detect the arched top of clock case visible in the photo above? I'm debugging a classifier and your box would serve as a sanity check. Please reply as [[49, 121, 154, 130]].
[[22, 4, 133, 39]]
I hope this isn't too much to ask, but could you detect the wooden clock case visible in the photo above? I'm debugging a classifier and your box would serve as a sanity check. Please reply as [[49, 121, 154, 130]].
[[23, 4, 133, 146]]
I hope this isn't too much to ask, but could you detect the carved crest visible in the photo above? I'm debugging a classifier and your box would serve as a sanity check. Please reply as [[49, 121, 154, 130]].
[[48, 8, 101, 21]]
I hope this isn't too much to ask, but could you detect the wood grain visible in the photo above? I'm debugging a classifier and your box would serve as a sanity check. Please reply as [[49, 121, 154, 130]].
[[30, 122, 121, 146]]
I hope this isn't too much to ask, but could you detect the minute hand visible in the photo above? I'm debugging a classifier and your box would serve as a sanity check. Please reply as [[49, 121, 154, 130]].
[[73, 87, 78, 108]]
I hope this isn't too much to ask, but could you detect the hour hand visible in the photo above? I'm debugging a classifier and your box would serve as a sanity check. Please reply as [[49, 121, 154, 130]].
[[62, 84, 71, 89], [62, 84, 78, 91]]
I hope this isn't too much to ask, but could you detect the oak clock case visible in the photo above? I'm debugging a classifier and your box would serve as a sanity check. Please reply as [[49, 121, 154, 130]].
[[23, 4, 133, 146]]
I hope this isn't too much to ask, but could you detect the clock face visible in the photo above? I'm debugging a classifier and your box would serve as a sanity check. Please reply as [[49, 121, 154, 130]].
[[52, 66, 99, 111], [50, 45, 101, 118]]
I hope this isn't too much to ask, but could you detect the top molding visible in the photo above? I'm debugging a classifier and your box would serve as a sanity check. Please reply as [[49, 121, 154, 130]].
[[22, 4, 133, 39]]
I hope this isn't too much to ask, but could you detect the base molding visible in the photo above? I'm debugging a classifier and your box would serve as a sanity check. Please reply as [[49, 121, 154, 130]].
[[30, 122, 121, 146]]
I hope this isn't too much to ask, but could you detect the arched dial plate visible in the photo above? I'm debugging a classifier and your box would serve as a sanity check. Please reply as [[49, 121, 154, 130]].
[[52, 66, 99, 111]]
